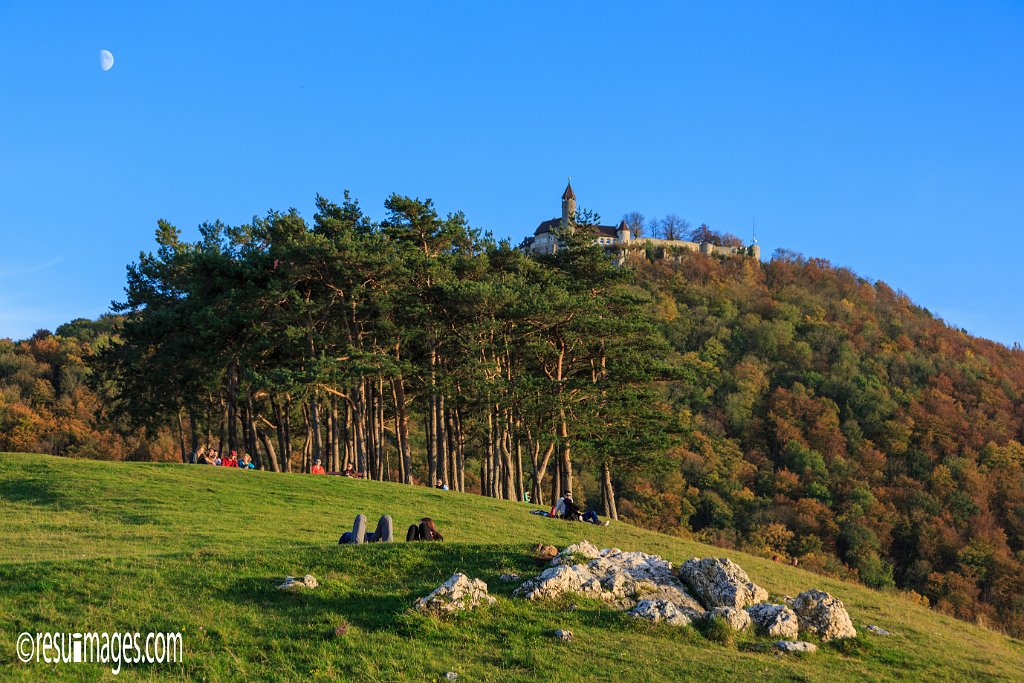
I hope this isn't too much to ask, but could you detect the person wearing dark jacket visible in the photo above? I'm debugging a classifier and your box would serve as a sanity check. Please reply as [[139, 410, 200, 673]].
[[406, 517, 444, 541], [553, 491, 607, 525]]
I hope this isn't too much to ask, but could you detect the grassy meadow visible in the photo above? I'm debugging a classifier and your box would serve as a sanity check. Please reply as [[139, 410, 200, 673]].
[[1, 452, 1022, 681]]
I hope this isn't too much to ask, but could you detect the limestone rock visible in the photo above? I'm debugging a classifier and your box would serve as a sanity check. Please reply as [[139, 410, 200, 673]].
[[415, 573, 495, 615], [514, 543, 704, 614], [792, 590, 856, 642], [703, 606, 752, 631], [551, 540, 603, 565], [553, 629, 573, 641], [278, 574, 318, 590], [679, 557, 768, 609], [498, 573, 521, 582], [746, 604, 799, 640], [774, 640, 818, 654], [634, 582, 706, 614], [865, 624, 892, 636], [630, 599, 700, 627], [514, 564, 600, 601], [602, 548, 678, 584]]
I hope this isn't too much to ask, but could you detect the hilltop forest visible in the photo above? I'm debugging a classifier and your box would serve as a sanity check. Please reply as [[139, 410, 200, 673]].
[[1, 192, 1023, 636]]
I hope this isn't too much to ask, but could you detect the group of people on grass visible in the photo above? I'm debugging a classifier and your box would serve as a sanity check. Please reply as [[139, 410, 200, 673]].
[[338, 514, 444, 544], [192, 447, 608, 527], [336, 490, 605, 549], [193, 451, 365, 477], [310, 460, 361, 477], [192, 447, 255, 469]]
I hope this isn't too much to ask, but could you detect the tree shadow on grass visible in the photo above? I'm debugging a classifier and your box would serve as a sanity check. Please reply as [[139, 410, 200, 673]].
[[0, 476, 60, 506], [215, 543, 540, 633]]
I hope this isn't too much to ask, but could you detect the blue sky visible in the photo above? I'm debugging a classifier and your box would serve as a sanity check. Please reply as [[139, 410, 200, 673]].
[[1, 1, 1022, 345]]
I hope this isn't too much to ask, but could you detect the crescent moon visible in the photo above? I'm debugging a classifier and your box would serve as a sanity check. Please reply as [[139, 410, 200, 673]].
[[99, 50, 114, 72]]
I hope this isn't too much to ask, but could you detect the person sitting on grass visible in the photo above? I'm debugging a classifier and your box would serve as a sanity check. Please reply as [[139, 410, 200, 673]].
[[212, 451, 222, 466], [405, 517, 445, 542], [552, 491, 608, 526], [311, 459, 326, 474], [224, 451, 239, 468], [338, 514, 393, 544], [435, 479, 448, 490], [342, 463, 354, 477], [239, 453, 255, 470]]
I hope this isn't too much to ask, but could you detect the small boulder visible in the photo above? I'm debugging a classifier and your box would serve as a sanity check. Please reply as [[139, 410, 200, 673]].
[[278, 574, 318, 590], [679, 558, 768, 609], [746, 604, 799, 640], [630, 599, 699, 627], [415, 573, 495, 616], [792, 590, 856, 642], [703, 606, 752, 631], [553, 629, 573, 641], [533, 544, 558, 565], [498, 573, 521, 582], [774, 640, 818, 654], [865, 624, 892, 636]]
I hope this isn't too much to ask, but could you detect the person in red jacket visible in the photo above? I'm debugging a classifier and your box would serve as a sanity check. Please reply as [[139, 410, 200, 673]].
[[311, 459, 326, 474], [224, 451, 239, 468]]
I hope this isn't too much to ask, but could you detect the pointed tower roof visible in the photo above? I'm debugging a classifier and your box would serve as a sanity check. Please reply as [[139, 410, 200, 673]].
[[562, 178, 575, 200]]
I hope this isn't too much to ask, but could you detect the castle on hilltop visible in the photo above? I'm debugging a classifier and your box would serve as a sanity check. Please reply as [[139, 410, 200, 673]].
[[521, 180, 760, 263]]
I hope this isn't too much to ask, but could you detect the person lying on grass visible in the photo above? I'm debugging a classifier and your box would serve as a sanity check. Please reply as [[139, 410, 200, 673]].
[[406, 517, 444, 542], [338, 514, 393, 544]]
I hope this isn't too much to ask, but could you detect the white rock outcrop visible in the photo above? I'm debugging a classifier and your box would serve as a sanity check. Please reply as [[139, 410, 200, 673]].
[[550, 540, 603, 565], [278, 574, 318, 590], [792, 590, 857, 642], [775, 640, 818, 653], [746, 603, 799, 640], [415, 573, 495, 616], [514, 542, 703, 615], [679, 557, 768, 609], [630, 599, 701, 626], [513, 542, 855, 646], [702, 606, 753, 631]]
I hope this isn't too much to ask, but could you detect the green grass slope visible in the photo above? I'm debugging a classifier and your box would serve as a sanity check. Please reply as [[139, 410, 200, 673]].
[[1, 453, 1022, 681]]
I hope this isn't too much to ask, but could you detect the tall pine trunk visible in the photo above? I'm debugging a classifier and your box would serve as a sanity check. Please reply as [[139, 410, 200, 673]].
[[392, 378, 412, 484], [601, 461, 618, 520], [175, 410, 188, 463]]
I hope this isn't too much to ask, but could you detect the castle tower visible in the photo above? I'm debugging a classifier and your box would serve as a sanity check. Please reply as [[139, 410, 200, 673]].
[[561, 179, 576, 224], [616, 219, 631, 243]]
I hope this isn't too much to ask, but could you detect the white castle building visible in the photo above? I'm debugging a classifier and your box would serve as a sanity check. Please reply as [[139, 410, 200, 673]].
[[521, 181, 760, 262]]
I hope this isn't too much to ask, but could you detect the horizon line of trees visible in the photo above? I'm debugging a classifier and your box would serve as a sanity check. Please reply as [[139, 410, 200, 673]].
[[620, 211, 746, 247]]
